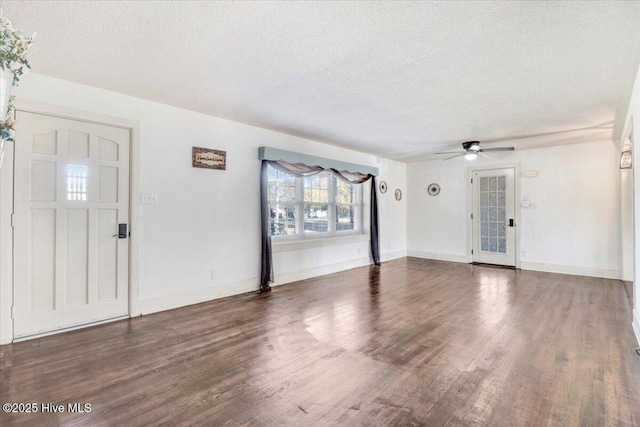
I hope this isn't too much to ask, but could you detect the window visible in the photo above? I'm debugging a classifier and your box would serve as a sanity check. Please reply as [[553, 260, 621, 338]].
[[268, 166, 361, 238], [67, 164, 88, 201]]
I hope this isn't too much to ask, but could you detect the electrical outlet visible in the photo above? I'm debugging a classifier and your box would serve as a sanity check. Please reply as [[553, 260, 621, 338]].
[[357, 248, 362, 255], [140, 193, 158, 204], [210, 269, 217, 280], [521, 250, 527, 258]]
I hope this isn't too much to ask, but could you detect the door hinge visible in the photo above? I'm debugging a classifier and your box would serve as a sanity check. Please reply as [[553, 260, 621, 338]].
[[10, 213, 14, 227], [471, 213, 473, 220], [11, 305, 15, 318], [471, 178, 473, 184], [471, 249, 474, 255]]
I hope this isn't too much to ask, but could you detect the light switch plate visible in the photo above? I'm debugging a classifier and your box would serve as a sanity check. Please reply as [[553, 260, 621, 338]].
[[140, 193, 158, 204]]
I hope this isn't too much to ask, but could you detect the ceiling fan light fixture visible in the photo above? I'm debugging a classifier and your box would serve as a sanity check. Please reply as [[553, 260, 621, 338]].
[[464, 152, 478, 160]]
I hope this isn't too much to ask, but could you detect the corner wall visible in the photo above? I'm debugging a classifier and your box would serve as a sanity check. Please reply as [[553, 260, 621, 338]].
[[0, 74, 406, 341], [622, 63, 640, 346], [407, 140, 622, 279]]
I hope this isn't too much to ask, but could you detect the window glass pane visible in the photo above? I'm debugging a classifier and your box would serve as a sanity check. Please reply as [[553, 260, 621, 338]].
[[269, 204, 297, 236], [336, 205, 355, 231], [268, 167, 296, 202], [480, 192, 488, 206], [481, 208, 489, 221], [498, 207, 506, 222], [498, 176, 506, 191], [304, 173, 329, 203], [480, 177, 489, 192], [498, 238, 506, 253], [488, 177, 497, 190], [67, 164, 88, 201], [304, 203, 328, 233], [481, 222, 488, 237], [336, 179, 355, 204], [488, 222, 497, 237]]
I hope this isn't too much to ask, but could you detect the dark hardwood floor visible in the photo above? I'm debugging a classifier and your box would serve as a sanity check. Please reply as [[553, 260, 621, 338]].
[[1, 257, 639, 426]]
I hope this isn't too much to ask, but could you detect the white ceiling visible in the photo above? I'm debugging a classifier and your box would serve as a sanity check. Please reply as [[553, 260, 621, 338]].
[[6, 1, 640, 161]]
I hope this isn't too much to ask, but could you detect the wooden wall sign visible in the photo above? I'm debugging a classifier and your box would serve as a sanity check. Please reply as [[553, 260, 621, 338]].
[[192, 147, 226, 170]]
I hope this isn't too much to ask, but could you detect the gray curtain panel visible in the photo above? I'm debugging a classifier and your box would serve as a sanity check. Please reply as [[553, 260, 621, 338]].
[[260, 160, 273, 292], [260, 160, 380, 292]]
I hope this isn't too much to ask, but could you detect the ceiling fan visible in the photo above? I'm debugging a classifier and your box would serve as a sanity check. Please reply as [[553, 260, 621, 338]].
[[436, 141, 515, 160]]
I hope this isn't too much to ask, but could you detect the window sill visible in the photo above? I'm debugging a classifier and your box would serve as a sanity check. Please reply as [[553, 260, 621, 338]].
[[272, 234, 369, 253]]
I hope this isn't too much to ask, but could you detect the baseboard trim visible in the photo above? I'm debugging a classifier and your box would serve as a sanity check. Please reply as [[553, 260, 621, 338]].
[[273, 257, 371, 286], [381, 250, 407, 262], [633, 309, 640, 347], [13, 315, 129, 343], [520, 261, 622, 280], [138, 254, 395, 315], [407, 250, 469, 264], [405, 251, 622, 280], [138, 278, 258, 316]]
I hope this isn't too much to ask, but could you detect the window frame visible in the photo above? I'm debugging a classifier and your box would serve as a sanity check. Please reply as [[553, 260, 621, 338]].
[[267, 167, 363, 241]]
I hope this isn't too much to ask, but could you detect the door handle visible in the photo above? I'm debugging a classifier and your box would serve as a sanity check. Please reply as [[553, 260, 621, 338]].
[[508, 219, 514, 227], [112, 223, 128, 238]]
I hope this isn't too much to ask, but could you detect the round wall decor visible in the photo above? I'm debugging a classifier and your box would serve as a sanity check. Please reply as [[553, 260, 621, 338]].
[[379, 180, 388, 193], [428, 183, 441, 196], [395, 188, 402, 201]]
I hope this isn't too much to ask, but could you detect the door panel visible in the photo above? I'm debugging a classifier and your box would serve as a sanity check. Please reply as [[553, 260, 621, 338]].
[[13, 111, 130, 338], [472, 168, 516, 266]]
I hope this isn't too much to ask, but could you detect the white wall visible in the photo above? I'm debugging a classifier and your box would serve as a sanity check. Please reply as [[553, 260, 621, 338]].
[[407, 140, 622, 279], [0, 73, 406, 342], [622, 63, 640, 346]]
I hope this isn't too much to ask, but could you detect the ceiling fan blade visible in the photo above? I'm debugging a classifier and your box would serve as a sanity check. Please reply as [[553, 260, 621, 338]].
[[479, 147, 515, 152], [444, 153, 465, 160], [435, 151, 464, 155]]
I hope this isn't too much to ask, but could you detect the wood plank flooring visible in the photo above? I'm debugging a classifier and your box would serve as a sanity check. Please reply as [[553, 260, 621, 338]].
[[1, 257, 639, 426]]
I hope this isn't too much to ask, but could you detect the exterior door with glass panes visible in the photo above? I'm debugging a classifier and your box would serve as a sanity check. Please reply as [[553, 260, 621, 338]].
[[472, 168, 516, 266], [13, 111, 130, 338]]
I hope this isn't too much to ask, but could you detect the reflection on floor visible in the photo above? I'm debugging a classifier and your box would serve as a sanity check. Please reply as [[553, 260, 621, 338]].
[[1, 257, 639, 426]]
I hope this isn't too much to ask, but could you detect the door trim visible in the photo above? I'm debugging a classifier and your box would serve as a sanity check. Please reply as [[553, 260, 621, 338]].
[[466, 164, 521, 269], [0, 99, 141, 344]]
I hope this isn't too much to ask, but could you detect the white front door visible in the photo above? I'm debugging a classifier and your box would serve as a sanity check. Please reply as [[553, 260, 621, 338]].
[[472, 168, 516, 266], [13, 111, 130, 338]]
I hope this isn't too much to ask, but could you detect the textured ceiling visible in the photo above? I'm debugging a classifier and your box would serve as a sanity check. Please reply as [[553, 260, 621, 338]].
[[6, 1, 640, 161]]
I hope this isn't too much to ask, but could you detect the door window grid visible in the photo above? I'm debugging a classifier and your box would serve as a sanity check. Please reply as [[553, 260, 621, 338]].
[[67, 164, 88, 201], [479, 176, 506, 254]]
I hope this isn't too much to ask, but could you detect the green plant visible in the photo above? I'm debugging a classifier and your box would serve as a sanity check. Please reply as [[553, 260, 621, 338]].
[[1, 95, 14, 141], [0, 13, 35, 86]]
